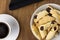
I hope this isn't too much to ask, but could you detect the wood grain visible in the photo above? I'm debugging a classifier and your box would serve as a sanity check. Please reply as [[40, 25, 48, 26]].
[[0, 0, 60, 40], [15, 0, 60, 40], [49, 0, 60, 5], [11, 0, 49, 40]]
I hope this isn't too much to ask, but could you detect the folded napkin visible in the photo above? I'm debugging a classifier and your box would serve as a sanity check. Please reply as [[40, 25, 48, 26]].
[[9, 0, 42, 10]]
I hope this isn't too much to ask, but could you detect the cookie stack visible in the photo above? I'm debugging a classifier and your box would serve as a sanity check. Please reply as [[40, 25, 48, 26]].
[[32, 6, 60, 40]]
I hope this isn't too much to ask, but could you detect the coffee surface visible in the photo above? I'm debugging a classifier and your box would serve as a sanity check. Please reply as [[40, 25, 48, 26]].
[[0, 23, 9, 38]]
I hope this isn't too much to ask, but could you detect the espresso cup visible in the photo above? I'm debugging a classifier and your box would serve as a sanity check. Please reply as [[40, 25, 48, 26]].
[[0, 14, 19, 40]]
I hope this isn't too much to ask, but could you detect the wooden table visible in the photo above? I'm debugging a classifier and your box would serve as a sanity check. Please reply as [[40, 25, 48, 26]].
[[5, 0, 60, 40]]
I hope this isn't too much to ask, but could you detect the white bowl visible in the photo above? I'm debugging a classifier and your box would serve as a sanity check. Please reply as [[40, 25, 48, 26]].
[[30, 3, 60, 40], [0, 14, 20, 40]]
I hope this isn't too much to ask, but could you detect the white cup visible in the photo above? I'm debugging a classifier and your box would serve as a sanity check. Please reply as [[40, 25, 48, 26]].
[[0, 14, 20, 40]]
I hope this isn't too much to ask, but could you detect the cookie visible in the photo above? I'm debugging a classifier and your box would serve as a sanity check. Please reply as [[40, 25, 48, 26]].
[[34, 10, 48, 23], [46, 23, 58, 40], [36, 15, 55, 26], [47, 5, 54, 10], [32, 24, 42, 40], [39, 26, 47, 39], [54, 9, 60, 14], [38, 22, 51, 31], [50, 9, 60, 24]]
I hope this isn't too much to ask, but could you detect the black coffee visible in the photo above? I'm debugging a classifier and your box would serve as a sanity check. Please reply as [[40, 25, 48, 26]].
[[0, 23, 9, 38]]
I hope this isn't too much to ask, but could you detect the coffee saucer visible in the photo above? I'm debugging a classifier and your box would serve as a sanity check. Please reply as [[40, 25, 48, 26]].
[[0, 14, 20, 40]]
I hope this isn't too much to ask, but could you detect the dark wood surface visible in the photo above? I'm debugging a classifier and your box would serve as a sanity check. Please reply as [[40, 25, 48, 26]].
[[9, 0, 60, 40]]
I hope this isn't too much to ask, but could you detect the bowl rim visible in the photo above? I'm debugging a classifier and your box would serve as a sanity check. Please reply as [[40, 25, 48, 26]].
[[30, 3, 60, 40]]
